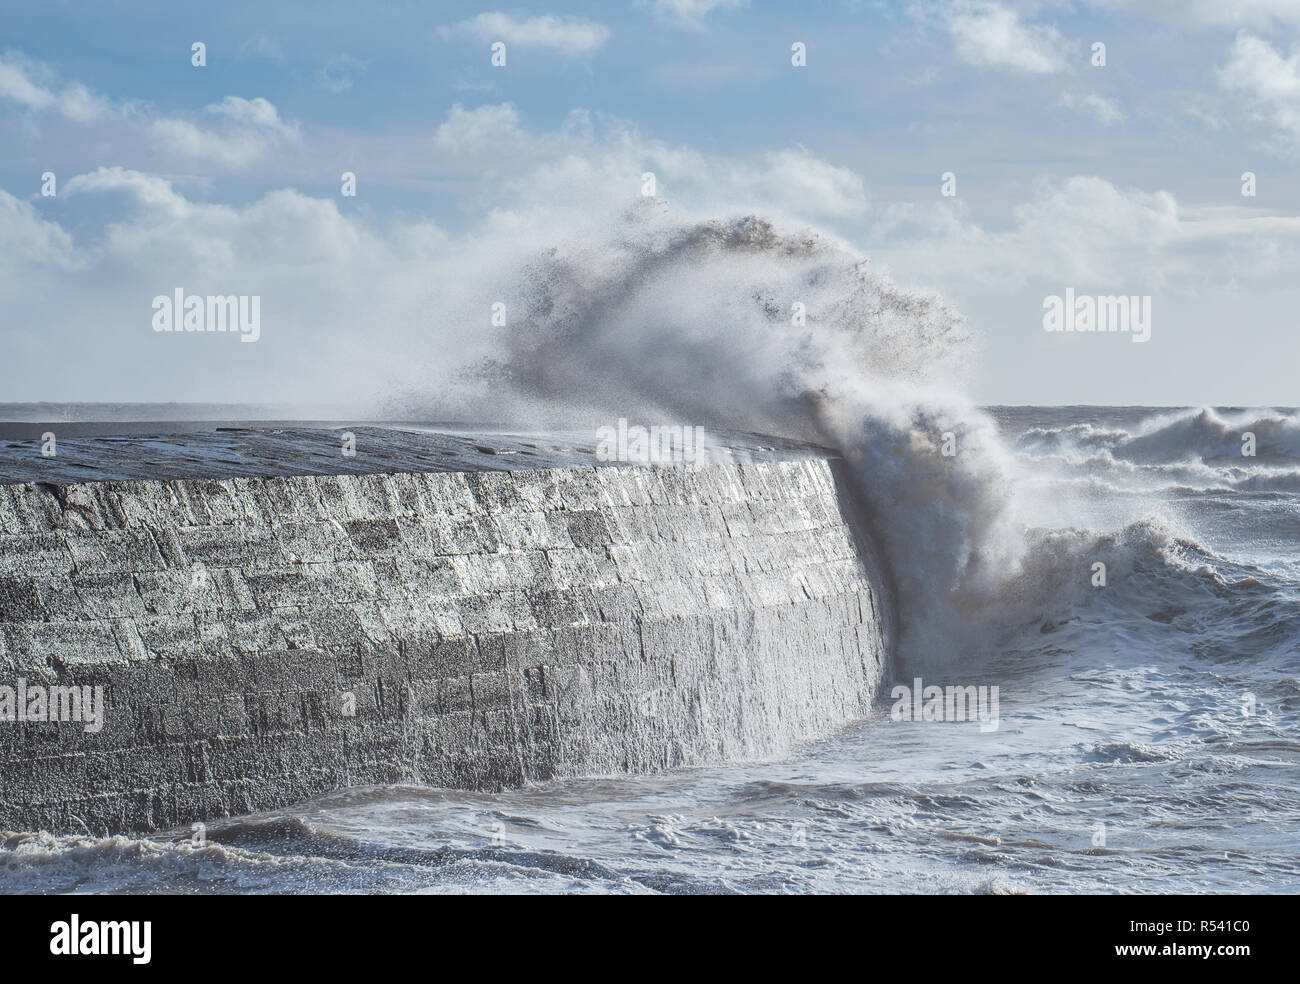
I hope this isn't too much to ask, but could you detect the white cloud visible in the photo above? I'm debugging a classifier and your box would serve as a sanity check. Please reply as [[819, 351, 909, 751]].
[[0, 167, 457, 403], [208, 96, 297, 137], [0, 52, 109, 120], [1084, 0, 1300, 28], [730, 148, 869, 217], [439, 13, 610, 54], [944, 1, 1068, 75], [430, 102, 868, 219], [1219, 33, 1300, 154], [434, 102, 523, 152], [0, 189, 83, 288], [999, 178, 1181, 283], [149, 124, 287, 168], [863, 176, 1300, 405], [1059, 91, 1125, 125], [0, 54, 53, 110], [651, 0, 747, 30], [6, 149, 1300, 407], [64, 166, 193, 215], [151, 96, 298, 168], [0, 51, 295, 168], [0, 98, 878, 402], [872, 175, 1300, 295]]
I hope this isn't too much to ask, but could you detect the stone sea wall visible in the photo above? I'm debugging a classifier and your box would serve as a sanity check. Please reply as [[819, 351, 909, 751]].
[[0, 456, 892, 835]]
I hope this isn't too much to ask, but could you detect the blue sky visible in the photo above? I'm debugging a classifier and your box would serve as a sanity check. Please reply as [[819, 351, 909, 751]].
[[3, 1, 1300, 407]]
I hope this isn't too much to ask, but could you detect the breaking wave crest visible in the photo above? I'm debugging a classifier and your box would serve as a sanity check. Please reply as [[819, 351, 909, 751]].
[[450, 205, 1298, 672], [469, 206, 1025, 667]]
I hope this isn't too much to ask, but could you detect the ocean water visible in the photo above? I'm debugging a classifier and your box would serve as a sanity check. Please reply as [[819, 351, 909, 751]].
[[3, 405, 1297, 895]]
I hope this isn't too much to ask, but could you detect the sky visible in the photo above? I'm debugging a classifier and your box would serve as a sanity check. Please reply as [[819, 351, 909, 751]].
[[2, 0, 1299, 408]]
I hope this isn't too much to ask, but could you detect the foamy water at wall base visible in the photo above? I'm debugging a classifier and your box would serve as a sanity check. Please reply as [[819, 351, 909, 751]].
[[0, 425, 892, 836]]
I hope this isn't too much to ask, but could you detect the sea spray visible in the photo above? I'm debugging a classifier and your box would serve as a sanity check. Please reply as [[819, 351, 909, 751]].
[[446, 208, 1272, 670], [474, 207, 1028, 670]]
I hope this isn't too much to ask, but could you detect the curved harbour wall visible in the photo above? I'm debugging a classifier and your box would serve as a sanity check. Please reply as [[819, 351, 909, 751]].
[[0, 442, 892, 835]]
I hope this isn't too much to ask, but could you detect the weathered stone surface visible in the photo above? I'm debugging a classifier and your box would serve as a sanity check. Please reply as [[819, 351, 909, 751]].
[[0, 452, 893, 835]]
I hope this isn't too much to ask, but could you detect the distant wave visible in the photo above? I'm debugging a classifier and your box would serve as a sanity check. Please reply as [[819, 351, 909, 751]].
[[1017, 407, 1300, 467]]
